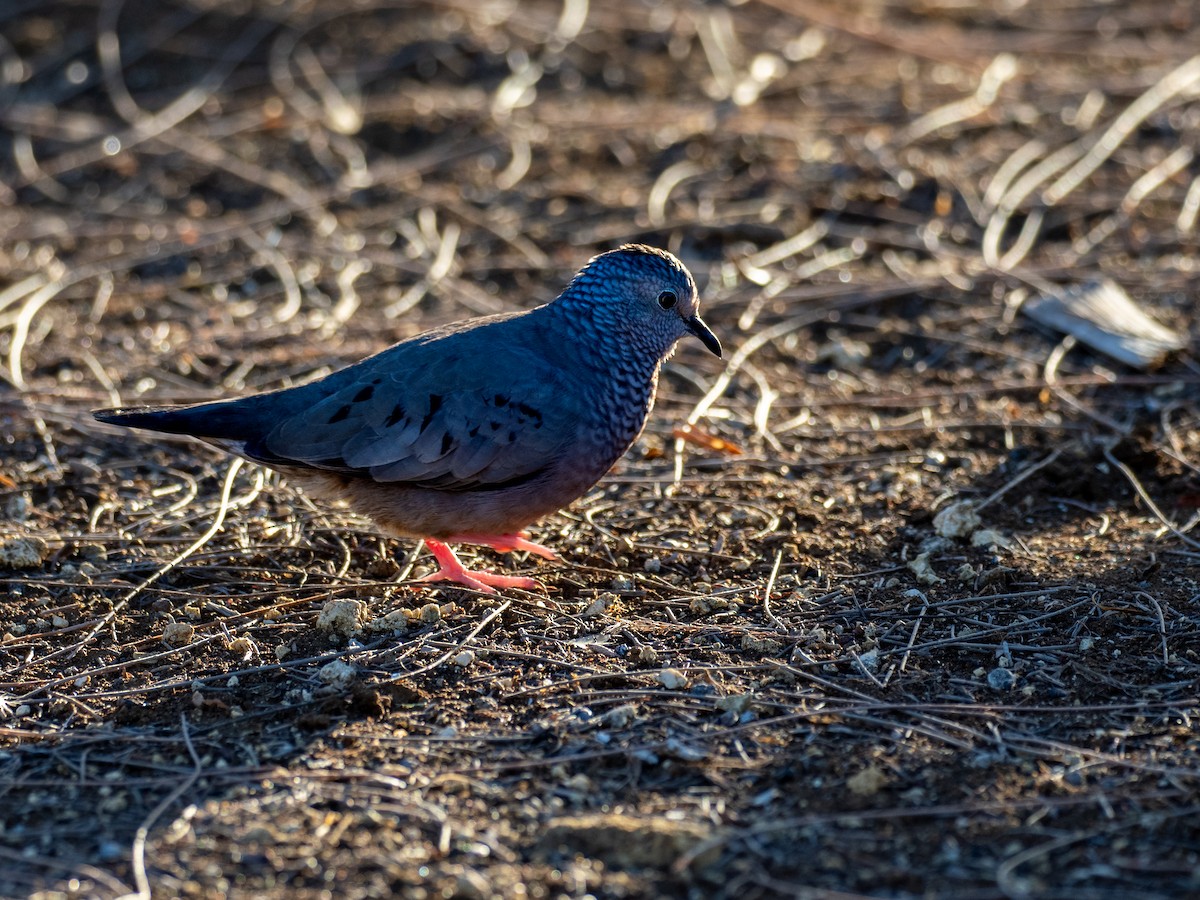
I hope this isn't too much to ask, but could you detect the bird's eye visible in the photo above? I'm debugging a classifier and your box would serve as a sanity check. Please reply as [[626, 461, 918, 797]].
[[657, 290, 678, 310]]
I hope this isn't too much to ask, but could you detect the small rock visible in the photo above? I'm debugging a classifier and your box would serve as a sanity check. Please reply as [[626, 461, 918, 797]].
[[987, 667, 1017, 691], [0, 536, 49, 570], [907, 551, 943, 585], [581, 592, 616, 618], [453, 649, 476, 667], [367, 610, 410, 633], [657, 668, 688, 689], [72, 562, 100, 583], [318, 659, 356, 689], [632, 645, 658, 666], [75, 542, 108, 563], [740, 633, 784, 655], [418, 602, 442, 624], [933, 501, 981, 539], [689, 595, 731, 615], [847, 764, 888, 796], [971, 528, 1012, 550], [227, 635, 254, 658], [856, 649, 880, 672], [316, 599, 364, 637], [715, 693, 753, 714], [162, 622, 195, 647]]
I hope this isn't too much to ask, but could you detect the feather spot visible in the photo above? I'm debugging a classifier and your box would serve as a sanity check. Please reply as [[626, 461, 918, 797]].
[[516, 401, 542, 423], [385, 403, 406, 427], [440, 433, 454, 455], [420, 394, 443, 431], [353, 385, 375, 402], [494, 394, 509, 407], [328, 405, 351, 424]]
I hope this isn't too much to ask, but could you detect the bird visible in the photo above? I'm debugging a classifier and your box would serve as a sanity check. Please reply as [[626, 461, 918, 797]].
[[93, 244, 722, 593]]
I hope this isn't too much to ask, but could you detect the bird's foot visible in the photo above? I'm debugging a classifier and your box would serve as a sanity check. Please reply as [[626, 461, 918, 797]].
[[414, 539, 543, 594], [443, 531, 560, 561]]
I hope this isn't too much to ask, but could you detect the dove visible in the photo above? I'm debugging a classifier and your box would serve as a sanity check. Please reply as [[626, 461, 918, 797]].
[[93, 244, 721, 593]]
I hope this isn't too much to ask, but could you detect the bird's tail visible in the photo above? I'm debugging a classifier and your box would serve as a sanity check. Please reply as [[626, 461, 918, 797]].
[[92, 397, 262, 440]]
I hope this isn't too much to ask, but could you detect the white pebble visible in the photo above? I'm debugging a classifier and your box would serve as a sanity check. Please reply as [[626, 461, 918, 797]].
[[0, 536, 49, 570], [318, 659, 356, 689], [933, 501, 980, 539], [316, 599, 364, 637], [657, 668, 688, 689], [161, 622, 195, 646], [581, 592, 615, 618], [453, 649, 476, 667]]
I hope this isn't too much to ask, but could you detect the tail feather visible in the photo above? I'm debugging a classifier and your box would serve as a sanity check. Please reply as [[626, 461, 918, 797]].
[[92, 397, 262, 440]]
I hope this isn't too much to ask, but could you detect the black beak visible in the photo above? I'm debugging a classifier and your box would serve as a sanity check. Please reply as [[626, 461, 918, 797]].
[[684, 313, 722, 358]]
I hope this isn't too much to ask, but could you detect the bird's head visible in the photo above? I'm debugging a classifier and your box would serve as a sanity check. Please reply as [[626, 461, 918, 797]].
[[558, 244, 722, 361]]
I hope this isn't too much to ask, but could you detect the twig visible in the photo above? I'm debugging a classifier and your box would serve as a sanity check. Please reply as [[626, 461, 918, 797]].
[[386, 600, 511, 683], [1134, 591, 1170, 667], [1103, 445, 1200, 553], [35, 458, 248, 666], [117, 713, 203, 900], [975, 447, 1064, 512], [899, 593, 928, 673], [762, 549, 785, 630]]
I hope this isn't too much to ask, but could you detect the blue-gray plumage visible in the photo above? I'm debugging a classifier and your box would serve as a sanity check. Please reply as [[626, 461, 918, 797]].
[[94, 244, 721, 592]]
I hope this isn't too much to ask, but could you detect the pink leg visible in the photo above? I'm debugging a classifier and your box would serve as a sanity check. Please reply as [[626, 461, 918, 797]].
[[414, 539, 543, 594], [442, 531, 560, 561]]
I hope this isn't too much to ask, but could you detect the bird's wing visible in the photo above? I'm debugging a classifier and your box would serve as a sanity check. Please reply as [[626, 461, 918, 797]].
[[243, 325, 575, 491]]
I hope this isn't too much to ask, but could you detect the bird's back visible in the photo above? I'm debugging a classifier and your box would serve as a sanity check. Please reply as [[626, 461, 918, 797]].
[[92, 307, 631, 492]]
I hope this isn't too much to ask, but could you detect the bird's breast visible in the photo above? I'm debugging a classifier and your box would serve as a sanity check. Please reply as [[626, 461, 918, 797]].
[[579, 363, 659, 471]]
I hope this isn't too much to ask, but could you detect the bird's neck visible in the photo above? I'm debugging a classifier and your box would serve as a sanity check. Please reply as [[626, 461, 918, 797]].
[[540, 300, 664, 445], [543, 298, 664, 382]]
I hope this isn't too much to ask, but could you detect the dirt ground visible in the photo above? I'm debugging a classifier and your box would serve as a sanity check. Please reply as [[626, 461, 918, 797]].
[[3, 1, 1200, 897]]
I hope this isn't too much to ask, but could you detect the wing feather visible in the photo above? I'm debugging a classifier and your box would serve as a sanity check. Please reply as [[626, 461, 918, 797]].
[[244, 320, 573, 491]]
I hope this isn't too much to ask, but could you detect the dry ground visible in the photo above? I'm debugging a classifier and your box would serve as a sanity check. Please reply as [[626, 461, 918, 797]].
[[2, 1, 1200, 897]]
